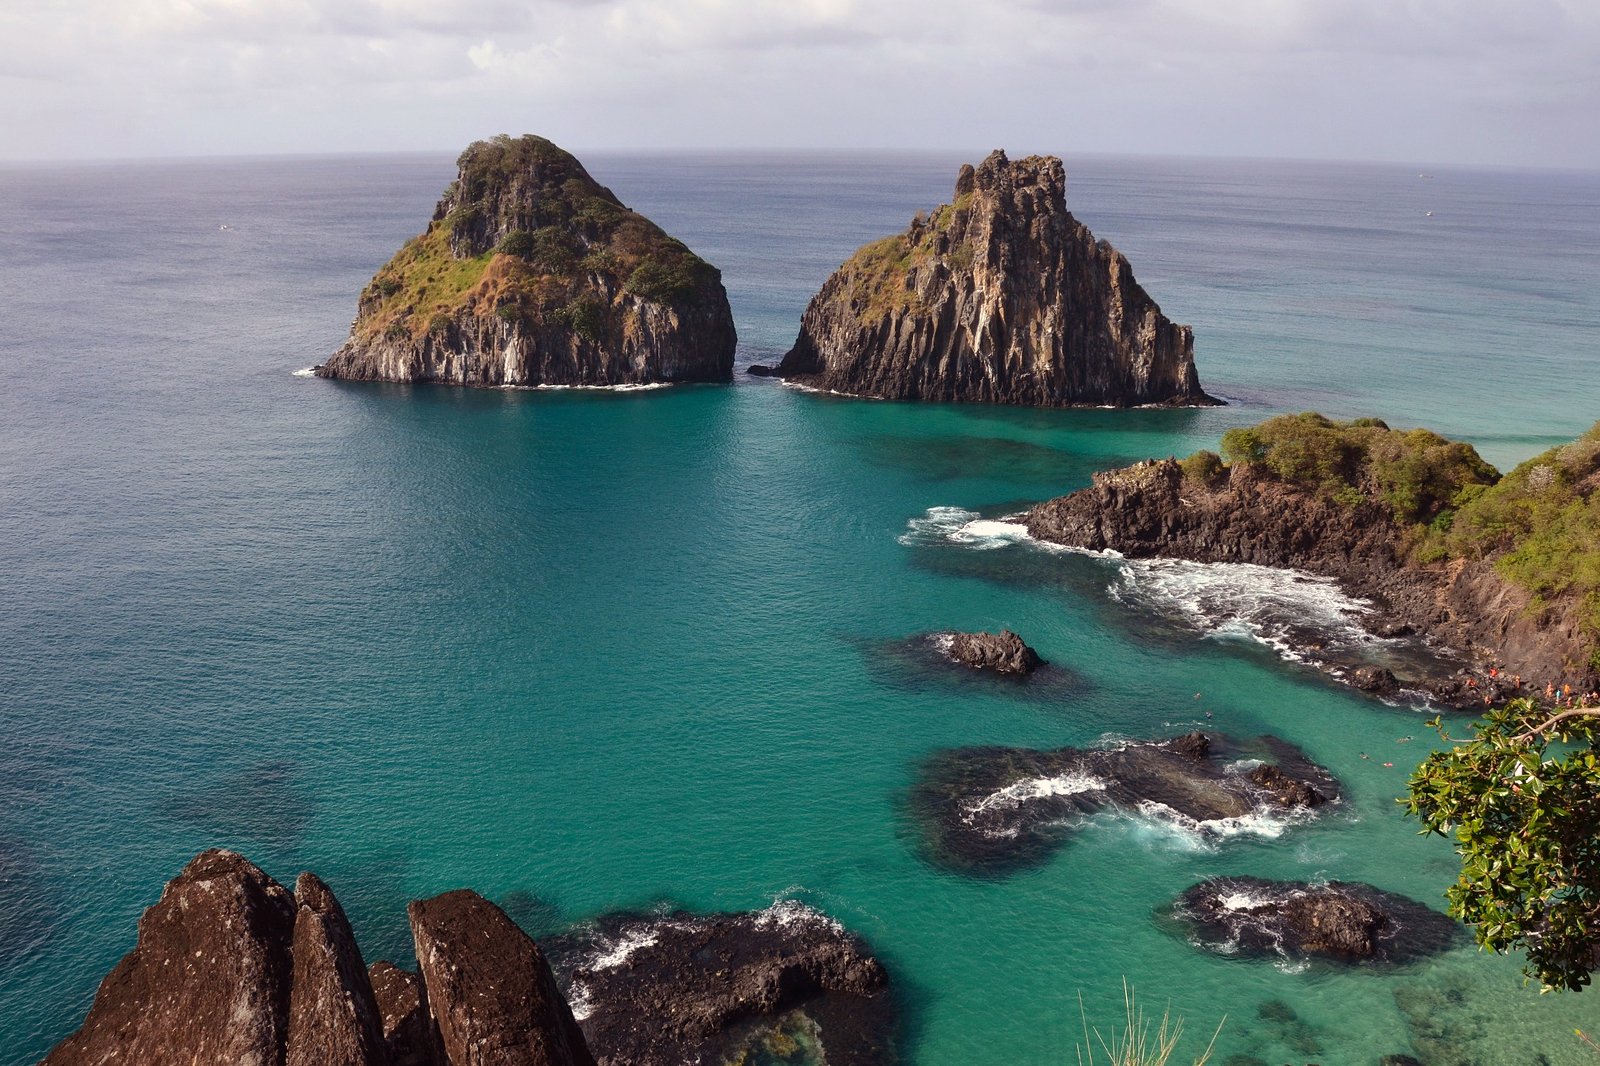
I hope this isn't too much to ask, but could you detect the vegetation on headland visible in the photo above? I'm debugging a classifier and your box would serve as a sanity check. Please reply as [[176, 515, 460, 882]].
[[1190, 413, 1600, 665], [355, 134, 720, 343], [839, 190, 976, 323], [1405, 697, 1600, 991]]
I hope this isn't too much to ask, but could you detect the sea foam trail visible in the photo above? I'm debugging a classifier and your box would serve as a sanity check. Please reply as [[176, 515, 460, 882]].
[[292, 367, 318, 377], [901, 506, 1387, 666]]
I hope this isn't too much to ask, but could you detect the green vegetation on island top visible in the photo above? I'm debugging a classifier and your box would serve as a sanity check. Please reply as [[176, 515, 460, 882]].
[[1185, 413, 1600, 661], [840, 190, 975, 323], [356, 134, 720, 343]]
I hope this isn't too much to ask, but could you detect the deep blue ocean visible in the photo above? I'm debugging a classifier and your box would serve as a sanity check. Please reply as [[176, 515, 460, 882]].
[[2, 150, 1599, 1064]]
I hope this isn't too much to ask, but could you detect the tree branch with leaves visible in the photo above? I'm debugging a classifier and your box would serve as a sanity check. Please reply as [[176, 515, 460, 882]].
[[1404, 696, 1600, 991]]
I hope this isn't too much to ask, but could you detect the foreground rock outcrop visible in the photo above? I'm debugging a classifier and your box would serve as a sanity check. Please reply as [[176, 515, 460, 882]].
[[316, 134, 735, 388], [44, 851, 592, 1066], [754, 150, 1213, 408], [1024, 417, 1600, 702], [544, 905, 895, 1066], [1172, 876, 1461, 966], [944, 629, 1044, 675], [910, 732, 1338, 874], [43, 852, 894, 1066]]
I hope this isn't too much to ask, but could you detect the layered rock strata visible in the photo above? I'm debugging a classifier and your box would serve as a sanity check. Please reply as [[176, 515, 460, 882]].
[[317, 134, 735, 388], [911, 732, 1338, 874], [756, 150, 1213, 407], [1172, 876, 1462, 965], [1024, 457, 1595, 702]]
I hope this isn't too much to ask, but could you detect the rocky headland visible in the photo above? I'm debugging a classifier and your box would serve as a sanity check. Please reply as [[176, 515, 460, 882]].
[[910, 731, 1338, 874], [315, 135, 735, 388], [752, 150, 1215, 408], [1171, 876, 1462, 966], [1025, 414, 1600, 704], [41, 850, 892, 1066]]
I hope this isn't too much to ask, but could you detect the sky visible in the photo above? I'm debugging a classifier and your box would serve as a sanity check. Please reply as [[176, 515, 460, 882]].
[[2, 0, 1597, 167]]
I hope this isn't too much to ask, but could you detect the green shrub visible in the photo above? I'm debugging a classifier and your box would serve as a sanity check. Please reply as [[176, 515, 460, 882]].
[[1179, 449, 1225, 486], [1219, 427, 1265, 465], [625, 250, 710, 304], [497, 230, 535, 258], [559, 298, 606, 341]]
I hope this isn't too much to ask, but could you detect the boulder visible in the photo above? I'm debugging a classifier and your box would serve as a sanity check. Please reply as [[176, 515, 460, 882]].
[[409, 889, 595, 1066], [369, 961, 435, 1066], [42, 849, 296, 1066], [945, 630, 1044, 675], [286, 872, 387, 1066]]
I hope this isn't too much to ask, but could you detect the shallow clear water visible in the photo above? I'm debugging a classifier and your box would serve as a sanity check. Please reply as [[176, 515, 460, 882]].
[[1, 151, 1598, 1064]]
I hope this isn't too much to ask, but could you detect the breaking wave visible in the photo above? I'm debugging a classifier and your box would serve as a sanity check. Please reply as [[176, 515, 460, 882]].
[[898, 507, 1045, 550]]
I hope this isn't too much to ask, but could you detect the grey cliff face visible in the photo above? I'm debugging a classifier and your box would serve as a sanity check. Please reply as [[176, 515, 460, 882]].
[[766, 150, 1214, 407]]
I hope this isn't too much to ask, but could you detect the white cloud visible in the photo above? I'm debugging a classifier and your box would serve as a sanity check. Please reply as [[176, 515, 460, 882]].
[[1, 0, 1597, 165]]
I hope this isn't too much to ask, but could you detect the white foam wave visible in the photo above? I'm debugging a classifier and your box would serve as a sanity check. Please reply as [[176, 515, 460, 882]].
[[964, 772, 1107, 821], [752, 899, 844, 934], [498, 381, 672, 392], [292, 367, 318, 377], [1108, 557, 1383, 664], [899, 507, 1047, 550], [1133, 798, 1316, 847], [588, 925, 661, 969]]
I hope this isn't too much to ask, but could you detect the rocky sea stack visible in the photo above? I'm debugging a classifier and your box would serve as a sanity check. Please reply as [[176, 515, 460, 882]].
[[755, 150, 1213, 407], [316, 135, 735, 388]]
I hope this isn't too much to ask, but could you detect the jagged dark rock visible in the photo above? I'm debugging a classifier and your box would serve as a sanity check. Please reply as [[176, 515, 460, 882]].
[[1172, 876, 1462, 965], [409, 889, 595, 1066], [368, 961, 434, 1066], [42, 849, 297, 1066], [910, 733, 1339, 875], [316, 134, 735, 388], [543, 906, 895, 1066], [286, 872, 387, 1066], [1024, 456, 1595, 705], [1351, 666, 1401, 695], [767, 150, 1214, 407], [944, 629, 1044, 675]]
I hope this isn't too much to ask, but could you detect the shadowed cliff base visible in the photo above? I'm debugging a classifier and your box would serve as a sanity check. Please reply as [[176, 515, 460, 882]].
[[754, 150, 1216, 409]]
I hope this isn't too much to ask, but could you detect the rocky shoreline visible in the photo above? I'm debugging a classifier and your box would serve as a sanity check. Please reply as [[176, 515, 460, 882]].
[[1024, 456, 1596, 707], [41, 851, 894, 1066]]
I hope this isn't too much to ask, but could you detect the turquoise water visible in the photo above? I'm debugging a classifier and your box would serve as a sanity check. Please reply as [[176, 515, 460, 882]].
[[2, 152, 1599, 1064]]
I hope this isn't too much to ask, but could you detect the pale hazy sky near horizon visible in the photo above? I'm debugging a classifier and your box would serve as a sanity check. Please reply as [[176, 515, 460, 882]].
[[2, 0, 1597, 168]]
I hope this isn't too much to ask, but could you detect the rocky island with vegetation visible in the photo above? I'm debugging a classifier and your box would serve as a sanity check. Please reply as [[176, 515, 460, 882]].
[[752, 150, 1214, 408], [315, 135, 736, 388], [1026, 413, 1600, 701]]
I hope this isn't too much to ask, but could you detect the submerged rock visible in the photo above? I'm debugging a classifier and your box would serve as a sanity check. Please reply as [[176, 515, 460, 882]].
[[910, 733, 1338, 874], [1172, 876, 1461, 965], [409, 889, 595, 1066], [945, 629, 1045, 675], [762, 150, 1213, 408], [543, 904, 895, 1066], [317, 134, 735, 388], [43, 849, 297, 1066]]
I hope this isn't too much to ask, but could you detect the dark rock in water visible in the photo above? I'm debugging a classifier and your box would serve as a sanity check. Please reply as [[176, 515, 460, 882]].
[[1352, 666, 1401, 695], [543, 905, 895, 1066], [945, 629, 1045, 675], [286, 872, 387, 1066], [767, 150, 1214, 408], [409, 889, 595, 1066], [1380, 1056, 1424, 1066], [500, 889, 564, 938], [368, 961, 433, 1066], [317, 134, 735, 388], [43, 849, 297, 1066], [910, 733, 1339, 875], [1173, 876, 1461, 965], [745, 363, 782, 377]]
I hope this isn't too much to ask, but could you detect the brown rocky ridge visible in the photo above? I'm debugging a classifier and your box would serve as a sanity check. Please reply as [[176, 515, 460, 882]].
[[41, 850, 895, 1066], [752, 149, 1214, 408], [1023, 414, 1600, 703], [316, 134, 735, 388]]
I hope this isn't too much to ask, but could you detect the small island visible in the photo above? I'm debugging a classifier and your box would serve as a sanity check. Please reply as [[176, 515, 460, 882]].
[[316, 135, 736, 388], [753, 149, 1214, 408]]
